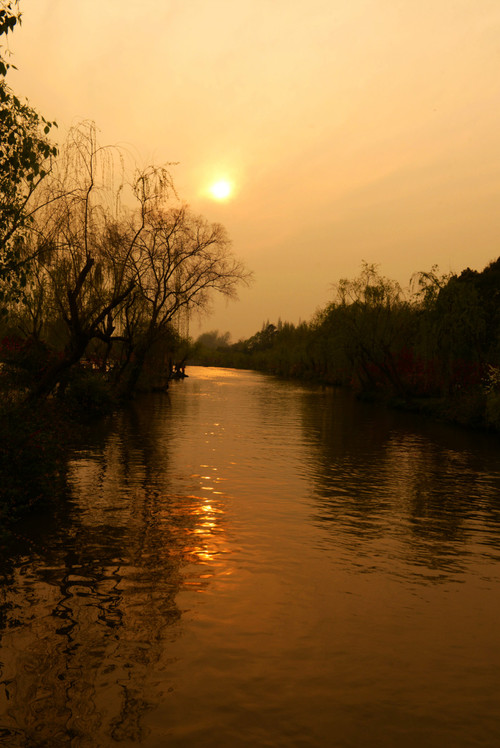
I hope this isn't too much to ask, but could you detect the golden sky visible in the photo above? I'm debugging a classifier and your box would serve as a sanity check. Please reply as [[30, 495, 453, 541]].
[[9, 0, 500, 340]]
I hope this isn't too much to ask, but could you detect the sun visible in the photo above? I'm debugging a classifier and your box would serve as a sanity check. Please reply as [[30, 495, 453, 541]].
[[209, 179, 232, 201]]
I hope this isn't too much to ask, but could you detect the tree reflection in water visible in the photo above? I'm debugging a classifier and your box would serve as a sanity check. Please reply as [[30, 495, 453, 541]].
[[0, 395, 228, 746], [299, 387, 500, 580]]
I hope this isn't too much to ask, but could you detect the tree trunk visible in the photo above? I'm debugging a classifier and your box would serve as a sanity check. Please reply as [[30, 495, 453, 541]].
[[119, 344, 148, 398]]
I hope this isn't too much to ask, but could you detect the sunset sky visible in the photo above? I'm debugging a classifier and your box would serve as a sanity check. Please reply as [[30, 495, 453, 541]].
[[9, 0, 500, 340]]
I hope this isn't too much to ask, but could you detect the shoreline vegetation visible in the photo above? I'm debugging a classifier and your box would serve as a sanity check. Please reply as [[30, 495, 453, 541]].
[[190, 259, 500, 435]]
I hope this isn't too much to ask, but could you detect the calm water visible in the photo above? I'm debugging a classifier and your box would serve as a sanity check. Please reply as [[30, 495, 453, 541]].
[[1, 366, 500, 747]]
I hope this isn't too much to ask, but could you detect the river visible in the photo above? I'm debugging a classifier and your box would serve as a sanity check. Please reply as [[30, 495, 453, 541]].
[[1, 366, 500, 747]]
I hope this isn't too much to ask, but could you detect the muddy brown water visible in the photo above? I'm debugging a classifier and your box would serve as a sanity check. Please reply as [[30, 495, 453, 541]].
[[1, 366, 500, 746]]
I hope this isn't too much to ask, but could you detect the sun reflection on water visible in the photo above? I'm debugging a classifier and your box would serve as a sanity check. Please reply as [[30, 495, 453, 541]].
[[183, 493, 228, 567]]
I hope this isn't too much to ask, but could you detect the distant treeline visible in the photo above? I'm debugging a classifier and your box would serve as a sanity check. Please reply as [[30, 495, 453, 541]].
[[191, 260, 500, 431]]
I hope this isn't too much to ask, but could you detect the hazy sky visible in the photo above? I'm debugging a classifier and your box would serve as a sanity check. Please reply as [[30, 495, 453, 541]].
[[9, 0, 500, 340]]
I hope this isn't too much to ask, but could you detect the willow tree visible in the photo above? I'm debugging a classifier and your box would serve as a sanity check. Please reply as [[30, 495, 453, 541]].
[[24, 123, 171, 397], [116, 202, 251, 395], [321, 262, 413, 396], [25, 121, 250, 398]]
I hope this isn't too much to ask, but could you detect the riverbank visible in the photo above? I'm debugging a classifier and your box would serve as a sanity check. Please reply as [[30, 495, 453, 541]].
[[0, 364, 119, 527], [0, 401, 68, 528]]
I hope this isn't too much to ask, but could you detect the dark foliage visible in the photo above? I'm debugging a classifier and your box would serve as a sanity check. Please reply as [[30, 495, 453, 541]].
[[193, 259, 500, 431], [0, 402, 68, 526]]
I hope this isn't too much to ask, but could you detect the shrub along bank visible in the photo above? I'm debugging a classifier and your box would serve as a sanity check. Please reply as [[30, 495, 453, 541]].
[[191, 260, 500, 433]]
